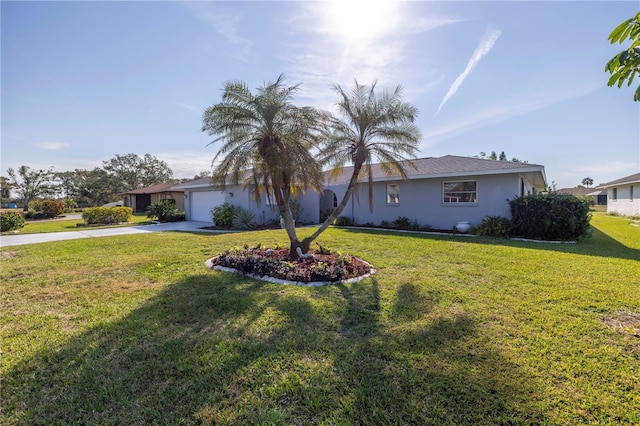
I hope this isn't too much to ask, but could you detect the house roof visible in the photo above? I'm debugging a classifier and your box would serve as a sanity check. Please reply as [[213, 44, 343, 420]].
[[172, 155, 547, 190], [171, 177, 218, 190], [557, 187, 606, 196], [123, 183, 183, 195], [326, 155, 546, 187], [601, 172, 640, 187]]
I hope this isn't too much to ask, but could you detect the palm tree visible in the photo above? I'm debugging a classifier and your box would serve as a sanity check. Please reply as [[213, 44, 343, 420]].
[[296, 80, 422, 252], [201, 75, 326, 257]]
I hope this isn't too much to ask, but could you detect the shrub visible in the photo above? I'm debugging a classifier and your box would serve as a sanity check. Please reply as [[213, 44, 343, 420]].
[[232, 207, 256, 230], [392, 216, 411, 230], [165, 210, 186, 222], [211, 203, 236, 227], [41, 199, 65, 218], [1, 211, 26, 232], [509, 193, 591, 240], [334, 216, 354, 226], [82, 207, 132, 225], [146, 199, 178, 222], [111, 207, 133, 223], [379, 220, 392, 229], [476, 216, 512, 238]]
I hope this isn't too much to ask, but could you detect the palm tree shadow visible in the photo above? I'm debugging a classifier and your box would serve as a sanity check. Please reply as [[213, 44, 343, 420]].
[[341, 225, 640, 262], [5, 275, 547, 424]]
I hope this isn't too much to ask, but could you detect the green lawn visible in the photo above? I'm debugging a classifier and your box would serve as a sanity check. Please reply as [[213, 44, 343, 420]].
[[12, 212, 152, 234], [1, 213, 638, 425]]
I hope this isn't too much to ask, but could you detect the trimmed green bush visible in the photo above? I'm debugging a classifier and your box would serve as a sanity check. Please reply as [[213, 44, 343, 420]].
[[165, 210, 186, 222], [1, 211, 26, 232], [82, 207, 133, 225], [334, 216, 354, 226], [509, 193, 591, 240], [476, 216, 512, 238], [211, 203, 236, 227], [42, 199, 65, 218]]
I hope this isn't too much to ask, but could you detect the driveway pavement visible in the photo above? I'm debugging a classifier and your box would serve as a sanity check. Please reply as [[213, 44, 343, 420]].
[[0, 221, 222, 247]]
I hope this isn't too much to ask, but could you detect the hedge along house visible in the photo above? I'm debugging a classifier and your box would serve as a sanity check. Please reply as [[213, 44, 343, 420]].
[[602, 172, 640, 217], [122, 183, 185, 213], [319, 155, 547, 230], [177, 155, 546, 230]]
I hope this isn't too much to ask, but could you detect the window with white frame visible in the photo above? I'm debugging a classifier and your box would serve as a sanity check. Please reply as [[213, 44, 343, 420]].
[[443, 181, 477, 204], [612, 187, 617, 201], [386, 184, 400, 204]]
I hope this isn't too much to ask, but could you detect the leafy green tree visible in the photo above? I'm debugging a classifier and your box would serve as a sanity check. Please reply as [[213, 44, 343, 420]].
[[605, 11, 640, 101], [75, 168, 122, 207], [102, 153, 174, 191], [202, 75, 326, 257], [1, 176, 13, 206], [6, 166, 56, 209], [302, 80, 421, 249]]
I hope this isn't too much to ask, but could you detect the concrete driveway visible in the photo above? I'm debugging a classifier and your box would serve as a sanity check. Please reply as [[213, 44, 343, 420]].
[[0, 221, 222, 247]]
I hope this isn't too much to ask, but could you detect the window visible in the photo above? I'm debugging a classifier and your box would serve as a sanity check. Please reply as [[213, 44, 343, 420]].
[[631, 185, 634, 202], [333, 193, 338, 208], [386, 184, 400, 204], [443, 181, 477, 203], [612, 187, 617, 201]]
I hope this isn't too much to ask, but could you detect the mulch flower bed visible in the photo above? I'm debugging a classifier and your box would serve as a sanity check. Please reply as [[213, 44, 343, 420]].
[[205, 247, 374, 285]]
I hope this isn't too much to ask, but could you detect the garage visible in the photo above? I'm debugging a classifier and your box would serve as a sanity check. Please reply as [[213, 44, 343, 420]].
[[190, 190, 225, 222]]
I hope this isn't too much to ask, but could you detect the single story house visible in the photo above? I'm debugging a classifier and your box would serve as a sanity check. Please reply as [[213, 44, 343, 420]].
[[122, 183, 185, 213], [174, 155, 547, 229], [602, 172, 640, 217], [557, 187, 607, 205]]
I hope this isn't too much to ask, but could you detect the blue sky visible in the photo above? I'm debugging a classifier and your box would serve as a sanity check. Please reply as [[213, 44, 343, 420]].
[[2, 0, 639, 189]]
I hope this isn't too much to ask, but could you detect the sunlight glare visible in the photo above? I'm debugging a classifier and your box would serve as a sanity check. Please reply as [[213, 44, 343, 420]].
[[327, 0, 398, 42]]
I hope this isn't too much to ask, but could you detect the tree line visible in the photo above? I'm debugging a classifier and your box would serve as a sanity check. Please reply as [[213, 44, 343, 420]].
[[1, 153, 183, 209]]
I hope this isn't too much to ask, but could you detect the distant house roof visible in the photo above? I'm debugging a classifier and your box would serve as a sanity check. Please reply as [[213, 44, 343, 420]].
[[557, 187, 606, 197], [326, 155, 546, 187], [601, 172, 640, 187], [171, 178, 218, 190], [123, 183, 183, 195]]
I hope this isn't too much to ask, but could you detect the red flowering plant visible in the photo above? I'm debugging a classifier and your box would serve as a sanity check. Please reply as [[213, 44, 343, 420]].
[[207, 243, 373, 284]]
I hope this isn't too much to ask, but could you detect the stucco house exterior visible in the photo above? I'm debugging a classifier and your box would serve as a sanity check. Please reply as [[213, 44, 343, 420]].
[[174, 155, 547, 229], [122, 183, 185, 213], [602, 172, 640, 217]]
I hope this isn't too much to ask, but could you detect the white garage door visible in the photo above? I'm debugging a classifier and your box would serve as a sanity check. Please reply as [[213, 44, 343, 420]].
[[190, 190, 225, 222]]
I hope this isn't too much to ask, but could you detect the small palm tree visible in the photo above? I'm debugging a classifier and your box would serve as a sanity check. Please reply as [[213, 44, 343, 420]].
[[202, 75, 326, 257], [296, 80, 422, 252]]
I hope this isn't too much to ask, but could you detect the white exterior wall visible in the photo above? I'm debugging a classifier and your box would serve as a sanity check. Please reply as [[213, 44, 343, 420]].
[[607, 184, 639, 216], [326, 174, 522, 229]]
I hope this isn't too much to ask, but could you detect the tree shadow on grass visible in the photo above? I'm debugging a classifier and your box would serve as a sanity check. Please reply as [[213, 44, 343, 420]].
[[341, 226, 640, 262], [4, 274, 547, 425]]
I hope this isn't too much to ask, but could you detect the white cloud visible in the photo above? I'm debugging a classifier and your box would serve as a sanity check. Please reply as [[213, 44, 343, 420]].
[[283, 3, 464, 110], [156, 150, 215, 179], [178, 1, 252, 61], [437, 28, 502, 114], [175, 103, 203, 114], [423, 84, 601, 147], [35, 141, 70, 150]]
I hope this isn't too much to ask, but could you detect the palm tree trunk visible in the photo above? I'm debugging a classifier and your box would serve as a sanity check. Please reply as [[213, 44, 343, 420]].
[[300, 161, 363, 250]]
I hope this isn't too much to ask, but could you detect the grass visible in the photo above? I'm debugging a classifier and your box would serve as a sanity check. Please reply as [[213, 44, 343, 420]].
[[10, 212, 152, 234], [1, 213, 638, 424]]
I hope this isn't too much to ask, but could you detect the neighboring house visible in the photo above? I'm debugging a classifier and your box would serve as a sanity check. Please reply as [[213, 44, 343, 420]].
[[176, 155, 547, 229], [602, 173, 640, 217], [557, 187, 607, 205], [122, 183, 184, 213]]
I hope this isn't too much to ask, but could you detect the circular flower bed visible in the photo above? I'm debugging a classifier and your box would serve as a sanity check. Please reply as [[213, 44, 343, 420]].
[[205, 246, 374, 286]]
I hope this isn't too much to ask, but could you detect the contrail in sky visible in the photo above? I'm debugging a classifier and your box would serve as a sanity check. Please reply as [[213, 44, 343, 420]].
[[437, 28, 502, 114]]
